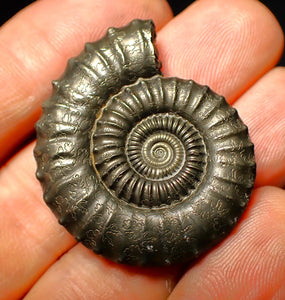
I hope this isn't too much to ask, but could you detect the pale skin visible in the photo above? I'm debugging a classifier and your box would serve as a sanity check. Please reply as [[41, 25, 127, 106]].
[[0, 0, 284, 299]]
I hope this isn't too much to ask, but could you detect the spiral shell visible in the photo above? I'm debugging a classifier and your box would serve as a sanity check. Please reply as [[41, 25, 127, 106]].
[[34, 19, 256, 266]]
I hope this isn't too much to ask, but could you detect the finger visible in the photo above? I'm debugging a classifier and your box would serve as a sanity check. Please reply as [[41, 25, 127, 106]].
[[0, 0, 173, 164], [234, 67, 285, 187], [0, 142, 76, 299], [24, 244, 180, 300], [168, 186, 285, 300], [157, 0, 284, 103]]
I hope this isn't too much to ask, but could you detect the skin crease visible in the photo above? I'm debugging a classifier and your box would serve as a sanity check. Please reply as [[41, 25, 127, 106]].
[[0, 0, 284, 299]]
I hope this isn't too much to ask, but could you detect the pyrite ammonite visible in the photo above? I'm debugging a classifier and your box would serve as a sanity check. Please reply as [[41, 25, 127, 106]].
[[34, 19, 256, 266]]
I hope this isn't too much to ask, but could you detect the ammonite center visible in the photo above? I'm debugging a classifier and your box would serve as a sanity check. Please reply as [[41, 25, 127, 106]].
[[92, 110, 207, 208], [127, 116, 186, 180]]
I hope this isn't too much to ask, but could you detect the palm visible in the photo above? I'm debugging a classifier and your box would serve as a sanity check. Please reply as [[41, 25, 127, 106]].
[[0, 0, 284, 299]]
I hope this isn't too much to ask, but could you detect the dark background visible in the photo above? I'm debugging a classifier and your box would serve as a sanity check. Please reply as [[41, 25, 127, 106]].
[[0, 0, 284, 65]]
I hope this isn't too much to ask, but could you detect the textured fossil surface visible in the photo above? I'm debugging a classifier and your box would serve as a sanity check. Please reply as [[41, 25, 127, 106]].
[[34, 19, 256, 266]]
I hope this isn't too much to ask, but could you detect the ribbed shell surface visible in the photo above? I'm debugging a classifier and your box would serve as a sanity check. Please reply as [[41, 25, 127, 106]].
[[34, 19, 256, 266]]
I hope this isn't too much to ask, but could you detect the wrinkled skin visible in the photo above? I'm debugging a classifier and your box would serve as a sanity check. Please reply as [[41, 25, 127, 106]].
[[0, 0, 284, 299]]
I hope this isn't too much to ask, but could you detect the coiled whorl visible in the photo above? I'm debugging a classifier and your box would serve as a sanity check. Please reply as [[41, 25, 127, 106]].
[[34, 19, 256, 266]]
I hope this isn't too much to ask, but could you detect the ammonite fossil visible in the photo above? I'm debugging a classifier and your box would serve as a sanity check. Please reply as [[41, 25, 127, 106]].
[[34, 19, 256, 266]]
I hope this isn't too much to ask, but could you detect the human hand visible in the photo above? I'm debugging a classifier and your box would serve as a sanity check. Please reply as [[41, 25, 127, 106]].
[[0, 0, 284, 299]]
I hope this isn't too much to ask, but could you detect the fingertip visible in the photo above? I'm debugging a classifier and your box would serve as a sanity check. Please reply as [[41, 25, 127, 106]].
[[157, 0, 284, 101], [234, 67, 285, 188]]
